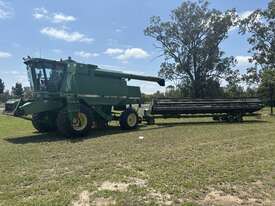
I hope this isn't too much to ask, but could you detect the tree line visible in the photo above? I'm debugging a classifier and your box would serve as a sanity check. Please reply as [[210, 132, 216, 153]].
[[0, 80, 31, 103], [143, 0, 274, 104]]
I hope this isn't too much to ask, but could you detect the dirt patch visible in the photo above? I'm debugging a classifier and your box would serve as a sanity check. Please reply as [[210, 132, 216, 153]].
[[92, 197, 116, 206], [203, 190, 243, 206], [72, 190, 90, 206], [99, 181, 129, 192], [202, 180, 275, 206], [128, 177, 147, 187], [148, 190, 172, 205], [252, 180, 264, 187]]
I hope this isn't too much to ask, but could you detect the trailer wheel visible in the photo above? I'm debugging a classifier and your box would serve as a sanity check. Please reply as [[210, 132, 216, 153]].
[[238, 115, 243, 122], [32, 112, 57, 133], [227, 115, 235, 123], [231, 114, 243, 122], [56, 105, 93, 137], [145, 116, 155, 125], [213, 116, 220, 121], [119, 108, 138, 130]]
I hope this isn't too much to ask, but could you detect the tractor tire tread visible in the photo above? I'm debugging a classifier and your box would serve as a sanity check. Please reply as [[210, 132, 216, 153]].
[[119, 108, 138, 130], [56, 105, 93, 138], [32, 112, 57, 133]]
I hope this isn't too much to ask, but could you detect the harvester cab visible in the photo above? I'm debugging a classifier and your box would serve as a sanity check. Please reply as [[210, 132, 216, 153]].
[[24, 56, 67, 93], [4, 57, 67, 116], [4, 57, 165, 137]]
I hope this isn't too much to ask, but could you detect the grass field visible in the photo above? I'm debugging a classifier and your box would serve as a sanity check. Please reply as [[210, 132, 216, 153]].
[[0, 110, 275, 206]]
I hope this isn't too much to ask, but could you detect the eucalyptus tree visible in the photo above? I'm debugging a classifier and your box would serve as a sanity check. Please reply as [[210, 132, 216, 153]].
[[240, 0, 275, 113], [145, 0, 238, 97]]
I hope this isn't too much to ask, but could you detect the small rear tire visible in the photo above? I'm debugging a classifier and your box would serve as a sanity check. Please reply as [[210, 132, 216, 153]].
[[146, 116, 155, 125], [234, 114, 243, 122], [119, 108, 138, 130], [213, 116, 219, 121], [32, 112, 57, 133], [56, 105, 93, 137], [227, 115, 235, 123]]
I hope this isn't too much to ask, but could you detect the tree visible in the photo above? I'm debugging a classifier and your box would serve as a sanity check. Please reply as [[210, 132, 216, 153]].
[[240, 0, 275, 114], [0, 90, 10, 103], [12, 83, 24, 97], [245, 87, 258, 97], [258, 69, 275, 114], [223, 84, 244, 98], [223, 69, 245, 98], [144, 0, 238, 98], [23, 87, 33, 99], [165, 85, 183, 97], [0, 78, 4, 94]]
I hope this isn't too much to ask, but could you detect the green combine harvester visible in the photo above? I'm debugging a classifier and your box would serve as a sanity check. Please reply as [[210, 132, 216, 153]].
[[4, 57, 165, 137]]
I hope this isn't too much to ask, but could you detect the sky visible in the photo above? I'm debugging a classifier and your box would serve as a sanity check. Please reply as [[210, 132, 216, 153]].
[[0, 0, 270, 94]]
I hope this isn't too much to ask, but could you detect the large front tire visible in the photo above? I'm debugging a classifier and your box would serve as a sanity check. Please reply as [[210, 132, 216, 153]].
[[119, 108, 138, 130], [56, 105, 93, 137], [32, 112, 57, 133]]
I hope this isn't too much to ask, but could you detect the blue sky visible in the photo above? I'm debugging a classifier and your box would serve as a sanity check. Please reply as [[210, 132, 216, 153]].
[[0, 0, 270, 93]]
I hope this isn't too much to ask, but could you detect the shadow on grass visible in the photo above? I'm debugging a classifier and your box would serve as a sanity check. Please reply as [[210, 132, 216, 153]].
[[5, 126, 151, 144], [5, 120, 267, 144]]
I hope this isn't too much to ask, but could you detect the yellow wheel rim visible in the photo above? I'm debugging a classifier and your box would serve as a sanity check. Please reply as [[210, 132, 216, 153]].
[[127, 113, 137, 127], [72, 112, 88, 131]]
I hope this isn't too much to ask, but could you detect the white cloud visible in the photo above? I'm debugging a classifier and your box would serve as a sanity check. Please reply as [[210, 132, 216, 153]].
[[74, 51, 99, 58], [239, 10, 254, 20], [104, 48, 124, 55], [104, 48, 150, 62], [116, 48, 150, 61], [52, 13, 76, 23], [229, 10, 255, 32], [0, 51, 11, 59], [0, 0, 13, 19], [40, 27, 94, 43], [33, 7, 48, 19], [235, 56, 254, 71], [33, 8, 76, 23]]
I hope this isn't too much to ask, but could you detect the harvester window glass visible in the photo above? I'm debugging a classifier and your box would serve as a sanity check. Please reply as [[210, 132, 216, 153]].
[[33, 65, 64, 92], [45, 68, 64, 91], [27, 66, 34, 90], [35, 68, 47, 91]]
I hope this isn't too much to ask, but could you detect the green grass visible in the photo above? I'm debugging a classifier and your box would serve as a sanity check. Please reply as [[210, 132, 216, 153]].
[[0, 110, 275, 205]]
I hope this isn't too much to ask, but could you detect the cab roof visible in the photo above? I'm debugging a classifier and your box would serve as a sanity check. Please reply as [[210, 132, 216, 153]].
[[23, 56, 98, 69]]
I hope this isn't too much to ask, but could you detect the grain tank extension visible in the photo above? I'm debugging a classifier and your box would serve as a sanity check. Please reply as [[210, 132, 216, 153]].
[[4, 57, 165, 137]]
